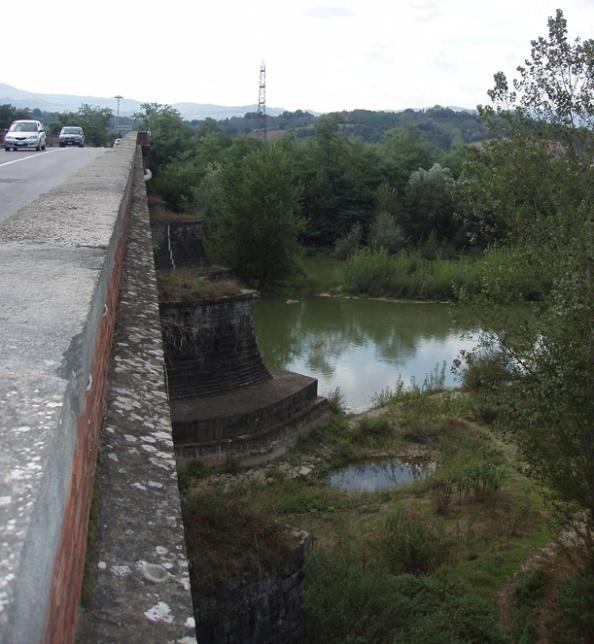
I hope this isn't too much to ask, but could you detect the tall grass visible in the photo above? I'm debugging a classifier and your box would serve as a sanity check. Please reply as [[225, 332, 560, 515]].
[[344, 247, 550, 302], [304, 550, 507, 643]]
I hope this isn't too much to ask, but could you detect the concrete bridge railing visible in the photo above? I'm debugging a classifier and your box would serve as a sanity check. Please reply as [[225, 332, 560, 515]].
[[0, 135, 194, 643]]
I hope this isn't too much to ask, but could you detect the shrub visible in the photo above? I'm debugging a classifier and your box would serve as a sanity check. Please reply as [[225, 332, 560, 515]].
[[177, 460, 209, 490], [431, 478, 454, 515], [460, 351, 511, 392], [552, 573, 594, 643], [183, 492, 291, 589], [327, 386, 346, 414], [304, 551, 506, 643], [383, 511, 453, 575], [334, 223, 362, 259], [355, 414, 392, 443]]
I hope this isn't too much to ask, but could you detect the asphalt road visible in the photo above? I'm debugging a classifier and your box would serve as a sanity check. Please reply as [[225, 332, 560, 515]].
[[0, 147, 109, 223]]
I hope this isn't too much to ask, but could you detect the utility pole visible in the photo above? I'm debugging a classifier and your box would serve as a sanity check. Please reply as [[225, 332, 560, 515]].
[[114, 95, 123, 131], [257, 61, 267, 139]]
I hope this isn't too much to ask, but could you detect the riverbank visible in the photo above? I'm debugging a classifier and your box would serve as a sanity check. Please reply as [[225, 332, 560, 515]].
[[271, 247, 550, 304], [180, 388, 555, 642]]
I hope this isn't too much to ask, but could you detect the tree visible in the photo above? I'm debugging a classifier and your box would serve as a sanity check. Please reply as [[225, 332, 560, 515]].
[[465, 10, 594, 537], [209, 145, 304, 286], [135, 103, 192, 172], [0, 104, 30, 130], [405, 163, 457, 243], [379, 125, 432, 193], [298, 114, 379, 246]]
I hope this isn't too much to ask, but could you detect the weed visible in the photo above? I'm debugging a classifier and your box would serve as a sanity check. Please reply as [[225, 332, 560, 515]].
[[552, 572, 594, 643], [178, 460, 209, 491], [272, 484, 334, 514], [326, 387, 346, 414], [304, 550, 506, 643], [383, 511, 454, 575], [182, 491, 292, 590], [431, 478, 455, 515], [354, 414, 392, 444], [221, 456, 241, 475], [157, 269, 242, 302]]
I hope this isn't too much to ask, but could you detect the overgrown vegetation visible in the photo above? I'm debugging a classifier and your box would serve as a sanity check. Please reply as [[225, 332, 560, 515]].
[[157, 269, 242, 302], [181, 384, 555, 641], [182, 491, 292, 590]]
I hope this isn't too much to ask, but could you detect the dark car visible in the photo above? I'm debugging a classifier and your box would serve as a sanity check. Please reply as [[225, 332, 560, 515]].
[[59, 126, 85, 147]]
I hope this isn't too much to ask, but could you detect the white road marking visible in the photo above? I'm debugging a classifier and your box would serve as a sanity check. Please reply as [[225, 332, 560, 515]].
[[0, 150, 57, 168]]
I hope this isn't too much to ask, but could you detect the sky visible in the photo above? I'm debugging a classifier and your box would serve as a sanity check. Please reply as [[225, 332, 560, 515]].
[[5, 0, 594, 113]]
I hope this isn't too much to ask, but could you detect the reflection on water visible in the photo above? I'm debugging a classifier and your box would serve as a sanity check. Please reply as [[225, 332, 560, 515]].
[[328, 458, 435, 493], [254, 296, 480, 412]]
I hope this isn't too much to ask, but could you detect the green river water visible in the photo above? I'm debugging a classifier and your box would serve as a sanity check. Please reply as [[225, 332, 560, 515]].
[[254, 296, 480, 413]]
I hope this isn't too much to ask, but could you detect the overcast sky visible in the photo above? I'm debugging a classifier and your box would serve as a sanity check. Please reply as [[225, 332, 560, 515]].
[[6, 1, 594, 113]]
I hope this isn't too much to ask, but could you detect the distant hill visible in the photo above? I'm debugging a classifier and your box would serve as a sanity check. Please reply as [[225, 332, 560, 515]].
[[0, 82, 287, 120]]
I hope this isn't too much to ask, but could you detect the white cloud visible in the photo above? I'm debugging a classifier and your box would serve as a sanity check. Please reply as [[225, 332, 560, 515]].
[[303, 5, 354, 18], [4, 0, 593, 113]]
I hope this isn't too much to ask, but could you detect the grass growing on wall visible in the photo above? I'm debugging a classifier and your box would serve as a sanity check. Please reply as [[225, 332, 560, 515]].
[[157, 269, 243, 302]]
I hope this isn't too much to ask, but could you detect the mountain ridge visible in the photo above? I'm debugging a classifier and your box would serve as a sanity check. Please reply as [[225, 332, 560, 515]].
[[0, 82, 288, 121]]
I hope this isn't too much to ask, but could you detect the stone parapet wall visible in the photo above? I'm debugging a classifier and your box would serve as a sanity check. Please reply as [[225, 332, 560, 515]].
[[76, 149, 196, 643], [0, 135, 190, 644]]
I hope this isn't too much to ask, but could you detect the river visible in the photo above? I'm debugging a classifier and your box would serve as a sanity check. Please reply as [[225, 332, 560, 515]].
[[254, 296, 480, 413]]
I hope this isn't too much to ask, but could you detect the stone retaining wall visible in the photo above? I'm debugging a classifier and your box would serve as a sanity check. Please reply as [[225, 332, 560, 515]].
[[161, 293, 272, 399], [152, 221, 209, 270], [195, 534, 311, 644]]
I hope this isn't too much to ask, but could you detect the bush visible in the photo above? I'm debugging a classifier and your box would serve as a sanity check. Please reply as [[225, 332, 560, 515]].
[[355, 414, 392, 443], [343, 246, 550, 302], [304, 551, 506, 643], [334, 223, 362, 259], [460, 352, 511, 392], [177, 460, 209, 490], [552, 573, 594, 643], [272, 483, 333, 514], [383, 511, 453, 575], [183, 492, 291, 588]]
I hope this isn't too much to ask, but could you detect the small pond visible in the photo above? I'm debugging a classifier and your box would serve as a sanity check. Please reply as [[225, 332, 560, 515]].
[[255, 296, 480, 412], [327, 458, 435, 493]]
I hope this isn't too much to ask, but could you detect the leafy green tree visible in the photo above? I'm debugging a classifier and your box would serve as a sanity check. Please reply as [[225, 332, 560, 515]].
[[135, 103, 192, 172], [77, 104, 113, 145], [51, 105, 113, 145], [334, 223, 362, 259], [0, 104, 31, 130], [299, 114, 380, 245], [465, 10, 594, 540], [369, 210, 406, 254], [209, 145, 304, 286], [405, 163, 457, 243], [379, 126, 432, 193]]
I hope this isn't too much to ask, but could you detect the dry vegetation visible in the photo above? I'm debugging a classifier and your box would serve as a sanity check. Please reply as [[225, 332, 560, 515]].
[[157, 269, 243, 302]]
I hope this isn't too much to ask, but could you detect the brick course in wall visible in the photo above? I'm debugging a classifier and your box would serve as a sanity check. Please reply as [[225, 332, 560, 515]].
[[42, 210, 129, 644]]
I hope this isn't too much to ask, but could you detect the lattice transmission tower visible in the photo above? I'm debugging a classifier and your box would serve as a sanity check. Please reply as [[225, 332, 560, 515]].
[[257, 60, 267, 138]]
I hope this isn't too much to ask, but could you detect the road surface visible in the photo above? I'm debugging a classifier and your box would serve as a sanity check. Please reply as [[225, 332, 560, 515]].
[[0, 147, 109, 223]]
